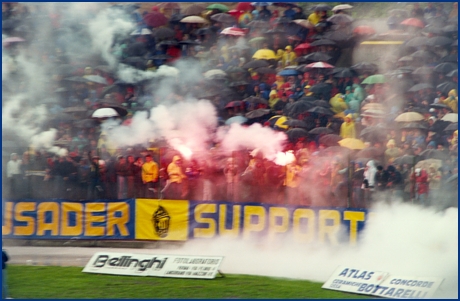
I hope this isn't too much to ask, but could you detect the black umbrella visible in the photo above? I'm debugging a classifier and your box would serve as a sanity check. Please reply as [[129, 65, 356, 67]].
[[408, 83, 434, 92], [226, 66, 246, 74], [308, 127, 334, 135], [245, 108, 271, 119], [300, 52, 332, 63], [157, 40, 179, 47], [126, 42, 148, 57], [312, 99, 330, 108], [243, 60, 270, 69], [419, 149, 448, 160], [446, 69, 458, 77], [308, 106, 335, 116], [150, 54, 173, 60], [286, 128, 309, 143], [427, 36, 454, 47], [351, 62, 378, 74], [393, 155, 416, 165], [152, 27, 175, 39], [355, 147, 384, 159], [263, 28, 287, 34], [297, 95, 316, 102], [327, 14, 354, 26], [254, 67, 277, 74], [430, 103, 453, 111], [195, 27, 213, 36], [422, 25, 444, 35], [243, 96, 268, 105], [433, 62, 458, 74], [309, 83, 332, 95], [179, 39, 200, 46], [405, 36, 430, 47], [229, 80, 249, 87], [444, 122, 458, 132], [443, 24, 458, 34], [210, 13, 236, 23], [99, 85, 119, 98], [412, 66, 433, 75], [411, 50, 439, 61], [436, 82, 458, 94], [442, 53, 457, 64], [331, 67, 357, 78], [246, 20, 270, 29], [319, 134, 342, 147], [283, 119, 310, 128], [400, 122, 428, 130], [286, 101, 314, 118], [310, 39, 337, 47], [311, 4, 332, 11], [359, 125, 387, 141]]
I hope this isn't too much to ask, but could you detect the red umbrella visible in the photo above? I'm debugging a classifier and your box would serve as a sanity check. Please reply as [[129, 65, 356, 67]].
[[236, 2, 254, 11], [305, 61, 334, 69], [353, 25, 376, 35], [225, 100, 243, 109], [294, 43, 311, 51], [401, 18, 425, 28], [143, 12, 168, 28], [220, 27, 247, 36]]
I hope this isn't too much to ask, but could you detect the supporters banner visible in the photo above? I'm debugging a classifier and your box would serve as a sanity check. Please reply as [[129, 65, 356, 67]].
[[2, 199, 370, 244], [83, 252, 223, 279], [188, 202, 369, 245], [135, 199, 189, 241], [2, 200, 136, 239]]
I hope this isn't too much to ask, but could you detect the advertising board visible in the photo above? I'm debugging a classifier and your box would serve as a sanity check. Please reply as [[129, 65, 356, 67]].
[[83, 252, 224, 279]]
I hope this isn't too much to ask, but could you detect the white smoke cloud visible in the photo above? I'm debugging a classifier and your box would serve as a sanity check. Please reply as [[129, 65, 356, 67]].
[[149, 202, 458, 299], [217, 123, 287, 160], [87, 6, 134, 67], [30, 128, 58, 149]]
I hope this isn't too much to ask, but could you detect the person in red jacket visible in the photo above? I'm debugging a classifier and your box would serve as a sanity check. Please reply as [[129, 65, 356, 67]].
[[410, 168, 429, 206]]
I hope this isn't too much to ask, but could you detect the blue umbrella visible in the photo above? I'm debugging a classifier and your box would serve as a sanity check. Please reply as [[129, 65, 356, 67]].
[[225, 115, 248, 125], [251, 2, 273, 6], [278, 69, 299, 76]]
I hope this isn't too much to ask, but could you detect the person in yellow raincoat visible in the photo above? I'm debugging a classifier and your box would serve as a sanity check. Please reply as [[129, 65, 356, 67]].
[[275, 48, 284, 62], [444, 89, 458, 113], [268, 89, 280, 109], [307, 9, 321, 25], [330, 93, 348, 114], [274, 75, 285, 90], [284, 158, 301, 205], [339, 114, 356, 139], [164, 155, 187, 199], [281, 45, 297, 68]]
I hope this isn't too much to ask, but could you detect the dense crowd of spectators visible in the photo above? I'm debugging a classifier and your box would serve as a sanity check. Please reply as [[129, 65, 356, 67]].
[[2, 2, 458, 210]]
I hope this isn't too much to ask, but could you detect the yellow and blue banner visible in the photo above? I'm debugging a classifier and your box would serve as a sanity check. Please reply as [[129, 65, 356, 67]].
[[2, 199, 369, 244]]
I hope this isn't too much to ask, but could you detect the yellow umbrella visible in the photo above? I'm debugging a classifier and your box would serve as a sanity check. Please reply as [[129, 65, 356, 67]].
[[394, 112, 424, 122], [252, 49, 276, 60], [268, 115, 289, 130], [361, 103, 384, 111], [339, 138, 366, 150]]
